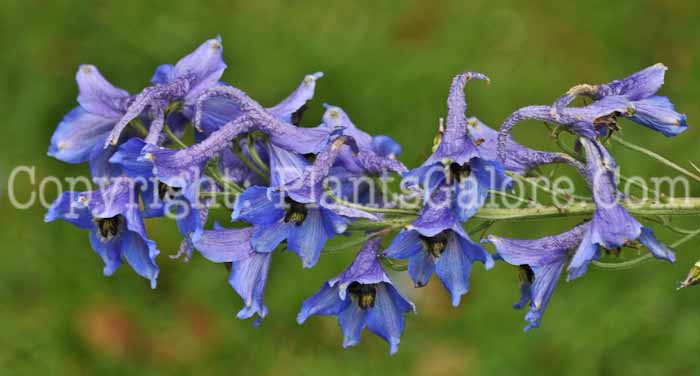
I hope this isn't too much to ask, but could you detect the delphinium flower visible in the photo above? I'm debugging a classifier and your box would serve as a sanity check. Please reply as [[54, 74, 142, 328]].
[[231, 137, 360, 268], [48, 65, 134, 179], [486, 223, 589, 331], [466, 116, 581, 175], [297, 237, 415, 354], [566, 138, 675, 280], [319, 104, 406, 206], [109, 137, 208, 246], [104, 37, 227, 146], [497, 65, 688, 160], [44, 177, 159, 288], [383, 188, 493, 306], [192, 224, 272, 324], [552, 63, 688, 137], [404, 71, 509, 221], [141, 77, 334, 192]]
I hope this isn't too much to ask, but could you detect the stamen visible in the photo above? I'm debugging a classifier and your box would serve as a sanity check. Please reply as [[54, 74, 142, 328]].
[[94, 215, 124, 242], [420, 231, 449, 258], [283, 197, 308, 225], [347, 282, 377, 310]]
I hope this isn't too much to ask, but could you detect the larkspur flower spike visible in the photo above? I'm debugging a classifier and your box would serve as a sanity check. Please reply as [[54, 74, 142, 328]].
[[46, 36, 692, 353]]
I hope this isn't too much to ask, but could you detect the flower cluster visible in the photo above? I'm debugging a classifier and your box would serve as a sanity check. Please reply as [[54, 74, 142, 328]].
[[46, 37, 689, 354]]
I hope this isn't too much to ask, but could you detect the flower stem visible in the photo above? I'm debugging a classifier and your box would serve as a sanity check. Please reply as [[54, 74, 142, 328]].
[[612, 135, 700, 183]]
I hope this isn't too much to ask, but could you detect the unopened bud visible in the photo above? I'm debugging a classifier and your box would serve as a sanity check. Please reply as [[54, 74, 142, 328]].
[[678, 261, 700, 289]]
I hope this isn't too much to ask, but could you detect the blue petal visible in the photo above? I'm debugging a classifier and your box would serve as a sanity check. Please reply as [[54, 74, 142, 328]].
[[232, 186, 285, 227], [121, 230, 159, 289], [109, 138, 153, 178], [371, 135, 402, 158], [88, 144, 120, 180], [75, 65, 130, 118], [383, 230, 423, 259], [267, 143, 309, 188], [288, 208, 328, 268], [267, 72, 323, 122], [435, 235, 473, 307], [48, 107, 115, 163], [408, 251, 435, 288], [150, 64, 174, 85], [229, 252, 271, 321], [567, 229, 599, 281], [629, 96, 688, 137], [171, 36, 227, 102], [194, 227, 254, 263], [88, 230, 124, 276], [296, 283, 349, 324], [251, 221, 290, 253], [44, 191, 94, 229], [524, 259, 566, 331], [638, 227, 676, 263], [338, 303, 367, 349], [365, 284, 412, 355], [453, 175, 489, 222]]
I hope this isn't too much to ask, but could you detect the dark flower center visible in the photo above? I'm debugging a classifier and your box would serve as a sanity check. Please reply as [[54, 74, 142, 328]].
[[348, 282, 377, 310], [291, 103, 308, 126], [283, 197, 308, 225], [95, 215, 124, 241], [518, 265, 534, 284], [448, 162, 471, 183], [593, 111, 621, 136], [419, 231, 449, 258], [158, 181, 181, 201]]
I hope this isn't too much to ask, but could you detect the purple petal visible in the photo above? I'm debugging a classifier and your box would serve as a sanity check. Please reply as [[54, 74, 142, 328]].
[[267, 72, 323, 122], [229, 251, 271, 321], [408, 251, 435, 288], [296, 283, 349, 324], [48, 107, 115, 163], [76, 65, 130, 118]]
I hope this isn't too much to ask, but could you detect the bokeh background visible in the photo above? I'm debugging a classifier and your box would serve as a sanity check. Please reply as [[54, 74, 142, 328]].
[[2, 0, 700, 374]]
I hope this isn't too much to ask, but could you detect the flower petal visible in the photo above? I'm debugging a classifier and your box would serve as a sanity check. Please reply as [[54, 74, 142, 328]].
[[76, 65, 130, 118], [408, 251, 435, 288], [48, 107, 115, 163], [267, 72, 323, 122], [288, 208, 328, 268], [296, 283, 349, 324]]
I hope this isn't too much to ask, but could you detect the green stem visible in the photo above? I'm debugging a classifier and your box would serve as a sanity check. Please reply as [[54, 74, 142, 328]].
[[232, 144, 269, 184], [612, 135, 700, 183], [325, 188, 420, 216], [247, 138, 270, 174], [163, 124, 187, 149], [129, 119, 149, 138], [473, 197, 700, 221]]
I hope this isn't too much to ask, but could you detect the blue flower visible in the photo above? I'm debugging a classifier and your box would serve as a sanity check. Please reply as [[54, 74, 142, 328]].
[[486, 224, 588, 331], [48, 65, 133, 179], [110, 138, 206, 245], [551, 64, 687, 137], [192, 224, 272, 324], [383, 188, 493, 306], [404, 72, 509, 221], [567, 138, 675, 280], [627, 96, 688, 136], [321, 104, 406, 175], [297, 237, 415, 355], [44, 177, 159, 288], [105, 37, 227, 146], [232, 137, 360, 268], [466, 117, 580, 175]]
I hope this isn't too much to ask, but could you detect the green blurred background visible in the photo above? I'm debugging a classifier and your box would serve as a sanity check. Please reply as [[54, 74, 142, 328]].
[[2, 0, 700, 374]]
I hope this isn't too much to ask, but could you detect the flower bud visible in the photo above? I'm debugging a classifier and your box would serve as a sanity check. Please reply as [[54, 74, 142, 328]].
[[679, 261, 700, 289]]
